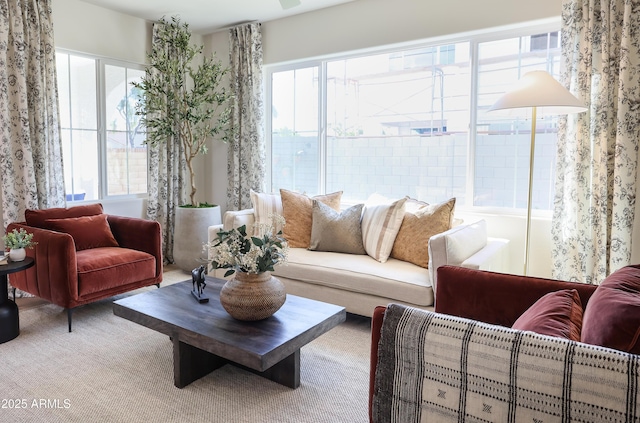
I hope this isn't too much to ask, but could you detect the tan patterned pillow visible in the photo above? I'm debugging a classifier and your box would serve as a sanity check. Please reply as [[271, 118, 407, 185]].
[[280, 189, 342, 248], [361, 198, 407, 263], [250, 190, 283, 236], [390, 197, 456, 268]]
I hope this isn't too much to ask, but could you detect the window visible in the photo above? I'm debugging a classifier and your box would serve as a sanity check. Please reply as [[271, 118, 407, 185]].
[[56, 51, 147, 201], [267, 24, 561, 211], [475, 34, 561, 209]]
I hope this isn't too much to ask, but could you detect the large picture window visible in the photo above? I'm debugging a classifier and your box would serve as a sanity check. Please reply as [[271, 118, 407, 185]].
[[475, 32, 561, 209], [56, 51, 147, 202], [267, 24, 561, 212]]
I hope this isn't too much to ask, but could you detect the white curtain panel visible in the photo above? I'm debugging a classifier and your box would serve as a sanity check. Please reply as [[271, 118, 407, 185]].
[[552, 0, 640, 284], [227, 23, 265, 211], [145, 21, 187, 264], [0, 0, 65, 225]]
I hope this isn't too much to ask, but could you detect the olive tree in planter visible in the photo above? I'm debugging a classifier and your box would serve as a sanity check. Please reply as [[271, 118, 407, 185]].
[[133, 16, 233, 271]]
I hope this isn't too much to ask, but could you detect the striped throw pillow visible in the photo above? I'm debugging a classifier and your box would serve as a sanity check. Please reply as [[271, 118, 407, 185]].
[[250, 190, 283, 236], [361, 198, 407, 262]]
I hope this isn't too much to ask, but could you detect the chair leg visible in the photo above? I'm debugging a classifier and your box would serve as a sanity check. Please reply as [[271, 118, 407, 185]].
[[67, 308, 73, 333], [12, 287, 16, 302], [155, 283, 160, 288]]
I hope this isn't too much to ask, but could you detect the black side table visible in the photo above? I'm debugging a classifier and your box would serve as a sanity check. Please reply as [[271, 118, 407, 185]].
[[0, 257, 34, 344]]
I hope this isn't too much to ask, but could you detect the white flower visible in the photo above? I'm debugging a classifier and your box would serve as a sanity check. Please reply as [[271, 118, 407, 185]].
[[206, 216, 288, 276]]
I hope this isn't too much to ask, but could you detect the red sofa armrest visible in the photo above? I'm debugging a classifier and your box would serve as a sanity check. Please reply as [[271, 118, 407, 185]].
[[434, 265, 597, 327], [107, 215, 163, 278], [369, 305, 386, 423], [6, 222, 78, 307]]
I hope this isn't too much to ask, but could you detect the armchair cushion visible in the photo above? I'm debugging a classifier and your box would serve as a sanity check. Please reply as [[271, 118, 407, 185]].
[[581, 264, 640, 354], [77, 247, 156, 297], [45, 214, 119, 251], [25, 203, 104, 228], [512, 288, 583, 341]]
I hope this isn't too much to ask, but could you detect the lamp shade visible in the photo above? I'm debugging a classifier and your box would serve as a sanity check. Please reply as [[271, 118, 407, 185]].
[[489, 70, 587, 115]]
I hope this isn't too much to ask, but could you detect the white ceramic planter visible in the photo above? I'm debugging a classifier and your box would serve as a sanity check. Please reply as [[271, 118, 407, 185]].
[[173, 205, 222, 272], [9, 248, 26, 262]]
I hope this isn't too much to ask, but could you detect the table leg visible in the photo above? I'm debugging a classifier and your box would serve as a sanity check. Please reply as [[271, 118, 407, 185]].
[[256, 350, 300, 389], [0, 275, 19, 344], [173, 337, 226, 388], [172, 337, 301, 389]]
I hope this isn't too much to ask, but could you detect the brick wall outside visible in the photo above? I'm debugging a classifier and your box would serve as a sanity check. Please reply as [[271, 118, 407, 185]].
[[107, 147, 147, 195], [272, 131, 556, 209]]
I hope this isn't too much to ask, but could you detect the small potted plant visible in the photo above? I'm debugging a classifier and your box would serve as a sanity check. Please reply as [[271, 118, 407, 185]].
[[207, 215, 289, 321], [3, 228, 37, 262]]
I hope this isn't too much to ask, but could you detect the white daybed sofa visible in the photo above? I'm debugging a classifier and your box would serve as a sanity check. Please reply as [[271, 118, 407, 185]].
[[208, 207, 509, 318]]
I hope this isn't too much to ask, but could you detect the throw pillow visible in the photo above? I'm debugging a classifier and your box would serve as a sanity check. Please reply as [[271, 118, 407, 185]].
[[581, 265, 640, 354], [309, 201, 365, 254], [390, 198, 455, 268], [512, 289, 583, 341], [25, 203, 104, 228], [250, 190, 284, 236], [361, 197, 407, 263], [44, 214, 119, 251], [280, 189, 342, 248]]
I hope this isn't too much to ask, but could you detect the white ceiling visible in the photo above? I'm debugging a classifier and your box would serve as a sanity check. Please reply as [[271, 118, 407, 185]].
[[78, 0, 356, 34]]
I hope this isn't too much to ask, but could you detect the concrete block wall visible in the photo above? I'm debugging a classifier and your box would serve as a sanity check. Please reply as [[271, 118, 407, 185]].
[[272, 132, 556, 208]]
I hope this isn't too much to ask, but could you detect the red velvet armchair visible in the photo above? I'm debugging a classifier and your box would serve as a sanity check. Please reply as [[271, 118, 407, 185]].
[[6, 204, 162, 332]]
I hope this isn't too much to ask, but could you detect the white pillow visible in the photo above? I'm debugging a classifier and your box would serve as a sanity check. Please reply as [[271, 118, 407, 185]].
[[361, 197, 407, 263], [250, 190, 283, 236]]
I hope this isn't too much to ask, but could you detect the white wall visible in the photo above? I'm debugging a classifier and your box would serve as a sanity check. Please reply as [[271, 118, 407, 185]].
[[52, 0, 150, 63]]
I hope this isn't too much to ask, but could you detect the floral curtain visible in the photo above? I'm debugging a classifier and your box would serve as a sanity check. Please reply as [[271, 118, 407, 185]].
[[0, 0, 65, 226], [552, 0, 640, 284], [145, 21, 187, 264], [227, 23, 265, 211]]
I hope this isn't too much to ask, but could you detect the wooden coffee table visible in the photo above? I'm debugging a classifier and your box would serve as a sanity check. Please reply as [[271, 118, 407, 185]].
[[113, 276, 346, 389]]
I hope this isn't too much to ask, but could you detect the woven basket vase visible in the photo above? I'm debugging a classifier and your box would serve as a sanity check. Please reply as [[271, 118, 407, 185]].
[[220, 271, 287, 321]]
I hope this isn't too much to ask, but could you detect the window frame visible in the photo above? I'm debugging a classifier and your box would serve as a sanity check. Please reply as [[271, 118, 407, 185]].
[[265, 18, 561, 217], [56, 49, 148, 202]]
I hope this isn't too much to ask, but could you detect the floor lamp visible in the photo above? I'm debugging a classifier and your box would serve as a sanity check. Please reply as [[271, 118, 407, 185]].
[[488, 70, 587, 275]]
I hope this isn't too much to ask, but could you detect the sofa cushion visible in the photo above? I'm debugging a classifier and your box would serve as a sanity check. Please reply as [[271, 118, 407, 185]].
[[309, 201, 365, 255], [582, 265, 640, 354], [390, 198, 455, 268], [76, 247, 156, 297], [512, 289, 583, 341], [250, 190, 283, 236], [361, 198, 407, 263], [273, 247, 433, 306], [25, 203, 104, 228], [280, 189, 342, 248], [45, 214, 119, 251]]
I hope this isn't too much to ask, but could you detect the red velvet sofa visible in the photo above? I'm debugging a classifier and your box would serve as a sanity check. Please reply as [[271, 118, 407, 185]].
[[370, 265, 640, 422], [7, 204, 162, 331]]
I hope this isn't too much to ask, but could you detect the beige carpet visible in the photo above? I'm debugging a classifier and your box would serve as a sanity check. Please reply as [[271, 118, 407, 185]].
[[1, 266, 371, 422]]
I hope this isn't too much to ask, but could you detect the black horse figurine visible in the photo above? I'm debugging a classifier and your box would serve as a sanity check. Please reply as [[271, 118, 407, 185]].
[[191, 265, 209, 303]]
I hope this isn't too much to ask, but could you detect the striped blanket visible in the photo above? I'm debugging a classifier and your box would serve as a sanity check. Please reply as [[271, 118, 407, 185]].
[[372, 303, 640, 423]]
